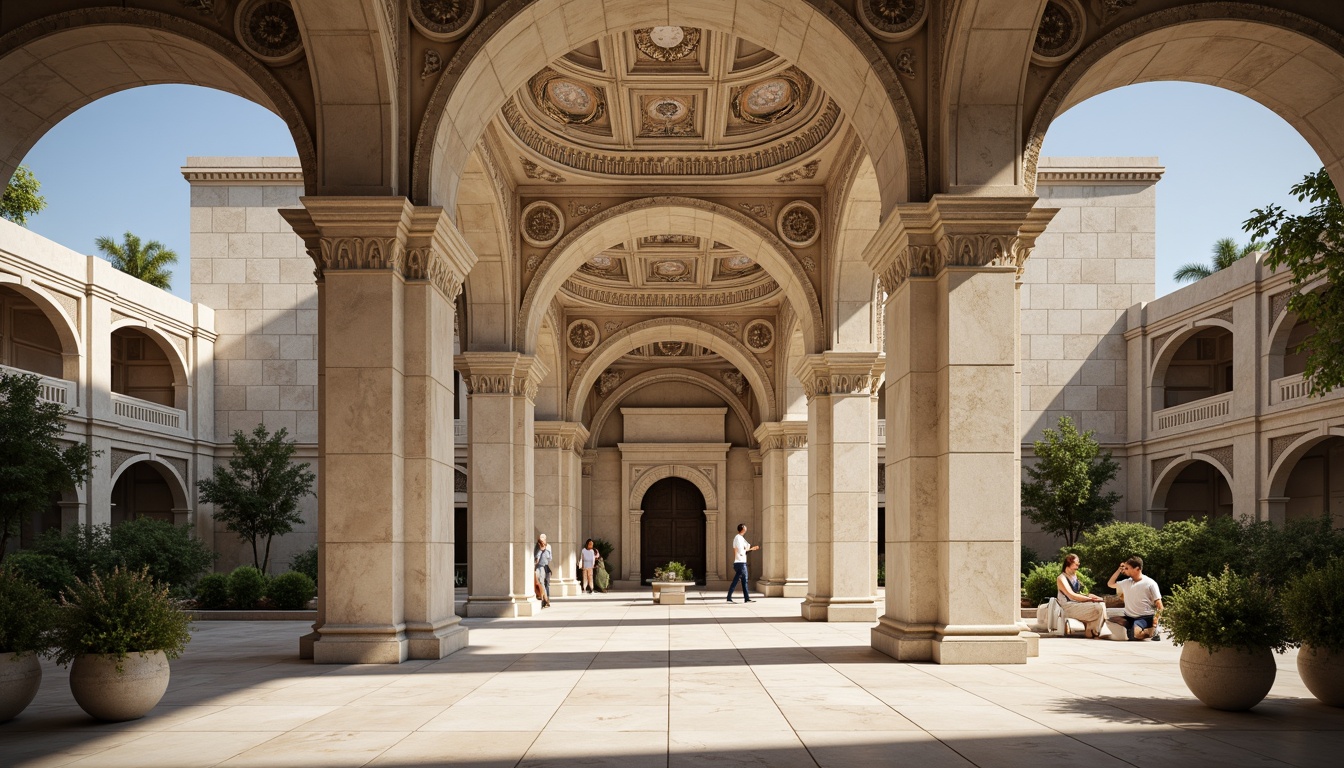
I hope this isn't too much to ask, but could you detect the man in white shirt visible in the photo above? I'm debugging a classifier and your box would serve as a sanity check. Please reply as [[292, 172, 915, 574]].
[[1107, 556, 1163, 640], [726, 523, 759, 603]]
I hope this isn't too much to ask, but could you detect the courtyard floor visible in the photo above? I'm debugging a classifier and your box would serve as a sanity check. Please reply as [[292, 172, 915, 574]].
[[3, 590, 1342, 767]]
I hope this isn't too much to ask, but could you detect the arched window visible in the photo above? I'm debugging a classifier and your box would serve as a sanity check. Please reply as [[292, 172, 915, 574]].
[[0, 285, 65, 379], [110, 327, 176, 408], [1161, 327, 1233, 409]]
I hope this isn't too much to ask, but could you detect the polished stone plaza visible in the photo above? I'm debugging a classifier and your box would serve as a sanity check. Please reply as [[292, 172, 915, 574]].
[[4, 592, 1341, 768]]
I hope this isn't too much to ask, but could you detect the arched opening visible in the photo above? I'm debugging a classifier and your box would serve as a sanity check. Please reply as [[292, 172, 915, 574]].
[[0, 285, 66, 380], [1281, 317, 1316, 378], [1160, 460, 1233, 524], [110, 461, 180, 526], [110, 327, 177, 408], [1281, 436, 1344, 527], [1158, 327, 1234, 409], [639, 477, 706, 585]]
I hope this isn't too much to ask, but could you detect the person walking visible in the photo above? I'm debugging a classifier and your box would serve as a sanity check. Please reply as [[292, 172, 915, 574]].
[[726, 523, 759, 603], [579, 538, 601, 594], [534, 533, 553, 608]]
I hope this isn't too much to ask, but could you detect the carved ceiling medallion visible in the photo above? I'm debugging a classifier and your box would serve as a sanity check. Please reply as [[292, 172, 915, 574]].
[[566, 319, 600, 352], [634, 26, 702, 62], [1033, 0, 1085, 65], [521, 201, 564, 247], [409, 0, 482, 42], [235, 0, 304, 64], [777, 201, 820, 247], [724, 255, 755, 271], [744, 320, 775, 353], [640, 95, 698, 138], [858, 0, 928, 42], [530, 69, 606, 126], [732, 68, 811, 126]]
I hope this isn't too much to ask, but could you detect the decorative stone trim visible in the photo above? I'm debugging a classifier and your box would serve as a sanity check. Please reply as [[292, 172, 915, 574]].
[[792, 352, 884, 402], [565, 319, 599, 353], [1270, 289, 1293, 321], [561, 278, 780, 308], [1034, 167, 1166, 185], [1269, 431, 1312, 468], [754, 421, 808, 452], [179, 166, 304, 184], [458, 352, 548, 402], [1151, 455, 1178, 481], [777, 200, 820, 247], [1208, 307, 1234, 324], [521, 201, 564, 247], [744, 319, 775, 353], [857, 0, 928, 42], [235, 0, 304, 65], [1200, 445, 1234, 479], [408, 0, 482, 42], [1032, 0, 1086, 66], [1149, 330, 1176, 359], [534, 421, 590, 454]]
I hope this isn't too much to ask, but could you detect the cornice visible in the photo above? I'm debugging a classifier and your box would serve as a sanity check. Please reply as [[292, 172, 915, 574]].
[[1035, 167, 1165, 186], [179, 167, 304, 185]]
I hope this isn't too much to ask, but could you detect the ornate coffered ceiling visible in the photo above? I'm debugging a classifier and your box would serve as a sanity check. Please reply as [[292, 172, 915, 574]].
[[496, 27, 844, 187]]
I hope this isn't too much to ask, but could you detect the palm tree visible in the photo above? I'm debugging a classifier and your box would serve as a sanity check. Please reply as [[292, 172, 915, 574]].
[[1173, 237, 1264, 284], [95, 231, 178, 290]]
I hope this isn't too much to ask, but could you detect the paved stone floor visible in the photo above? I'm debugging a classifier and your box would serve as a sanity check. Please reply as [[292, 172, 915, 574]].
[[4, 590, 1342, 767]]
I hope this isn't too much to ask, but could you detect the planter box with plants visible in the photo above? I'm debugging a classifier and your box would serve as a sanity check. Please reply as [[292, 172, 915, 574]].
[[53, 566, 193, 722], [191, 565, 317, 616], [652, 561, 693, 605], [1162, 567, 1289, 711], [0, 566, 58, 723], [1283, 558, 1344, 707]]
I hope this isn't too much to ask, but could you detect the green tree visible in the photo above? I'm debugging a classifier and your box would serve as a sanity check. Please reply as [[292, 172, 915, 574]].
[[1021, 416, 1121, 546], [1172, 237, 1264, 284], [198, 425, 315, 572], [0, 373, 95, 556], [1245, 167, 1344, 395], [1, 166, 47, 226], [94, 231, 178, 290]]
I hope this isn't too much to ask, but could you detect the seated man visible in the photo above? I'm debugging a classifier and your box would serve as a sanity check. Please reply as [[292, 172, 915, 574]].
[[1056, 554, 1107, 638], [1107, 556, 1163, 640]]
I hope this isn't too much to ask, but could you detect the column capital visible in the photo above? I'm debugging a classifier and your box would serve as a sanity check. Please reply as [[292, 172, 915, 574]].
[[534, 420, 591, 455], [280, 197, 477, 301], [791, 351, 884, 402], [457, 351, 549, 401], [753, 420, 809, 452], [863, 195, 1057, 293]]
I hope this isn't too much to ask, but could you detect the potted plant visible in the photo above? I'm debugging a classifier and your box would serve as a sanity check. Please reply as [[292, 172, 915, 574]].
[[1283, 558, 1344, 706], [53, 567, 192, 721], [592, 538, 614, 593], [0, 566, 57, 722], [1163, 567, 1290, 711]]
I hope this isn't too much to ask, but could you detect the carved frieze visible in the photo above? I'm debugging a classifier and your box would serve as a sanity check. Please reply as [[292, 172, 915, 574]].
[[739, 203, 772, 219], [1098, 0, 1139, 22], [758, 431, 807, 452], [896, 48, 916, 79], [405, 246, 465, 300], [875, 244, 937, 294], [235, 0, 304, 64], [463, 373, 538, 400], [319, 236, 404, 273], [561, 279, 780, 307], [110, 448, 140, 476], [568, 201, 601, 218], [1149, 330, 1176, 359], [521, 158, 565, 183], [775, 161, 819, 183], [408, 0, 482, 42]]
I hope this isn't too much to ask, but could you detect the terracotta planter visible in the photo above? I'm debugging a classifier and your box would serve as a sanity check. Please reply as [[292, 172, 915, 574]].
[[1179, 643, 1276, 711], [0, 652, 42, 722], [69, 651, 170, 722], [1298, 644, 1344, 707]]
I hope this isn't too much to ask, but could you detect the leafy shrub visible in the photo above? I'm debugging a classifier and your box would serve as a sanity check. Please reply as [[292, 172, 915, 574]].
[[1020, 545, 1041, 575], [1283, 558, 1344, 651], [654, 561, 693, 582], [52, 567, 192, 666], [1023, 561, 1095, 606], [289, 544, 318, 589], [266, 571, 316, 610], [591, 537, 615, 561], [1242, 517, 1344, 588], [1069, 522, 1161, 593], [4, 551, 75, 597], [227, 566, 268, 609], [0, 566, 58, 655], [27, 524, 115, 586], [108, 518, 215, 591], [194, 573, 231, 610], [1163, 567, 1289, 653]]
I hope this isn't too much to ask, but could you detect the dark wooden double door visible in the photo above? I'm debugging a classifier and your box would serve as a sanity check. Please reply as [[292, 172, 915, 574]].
[[640, 477, 706, 584]]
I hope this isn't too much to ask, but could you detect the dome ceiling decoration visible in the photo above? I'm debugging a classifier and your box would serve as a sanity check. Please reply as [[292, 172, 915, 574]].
[[561, 236, 780, 311], [500, 28, 842, 182]]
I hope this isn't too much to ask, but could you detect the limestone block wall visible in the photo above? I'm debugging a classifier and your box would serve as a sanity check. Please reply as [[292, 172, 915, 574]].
[[1019, 158, 1161, 554], [184, 157, 318, 572]]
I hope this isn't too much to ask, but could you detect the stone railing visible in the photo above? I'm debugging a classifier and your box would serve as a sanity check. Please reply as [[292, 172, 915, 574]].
[[0, 363, 75, 407], [1273, 373, 1311, 404], [877, 419, 885, 439], [111, 392, 185, 431], [454, 418, 466, 443], [1153, 392, 1231, 431]]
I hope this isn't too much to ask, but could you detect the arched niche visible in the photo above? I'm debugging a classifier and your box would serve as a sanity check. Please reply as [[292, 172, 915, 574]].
[[1270, 435, 1344, 527], [1151, 322, 1235, 411], [109, 455, 190, 526], [109, 322, 189, 410], [0, 281, 81, 384], [1150, 455, 1234, 523], [519, 197, 825, 356], [416, 0, 921, 214], [566, 317, 775, 424]]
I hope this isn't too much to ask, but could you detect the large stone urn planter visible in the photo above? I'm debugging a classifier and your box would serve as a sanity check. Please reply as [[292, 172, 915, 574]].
[[1298, 645, 1344, 707], [1179, 643, 1276, 711], [0, 652, 42, 722], [69, 651, 170, 721]]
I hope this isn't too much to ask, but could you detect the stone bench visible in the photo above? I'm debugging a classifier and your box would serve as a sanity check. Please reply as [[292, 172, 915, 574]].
[[652, 581, 687, 605]]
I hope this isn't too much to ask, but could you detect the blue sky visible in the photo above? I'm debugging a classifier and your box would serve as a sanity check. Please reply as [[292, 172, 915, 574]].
[[16, 81, 1324, 302]]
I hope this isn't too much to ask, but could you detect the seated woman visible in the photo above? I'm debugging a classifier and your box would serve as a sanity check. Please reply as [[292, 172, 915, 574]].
[[1057, 554, 1108, 638]]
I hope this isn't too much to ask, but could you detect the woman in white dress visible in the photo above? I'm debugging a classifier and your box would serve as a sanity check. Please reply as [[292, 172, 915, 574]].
[[1057, 553, 1107, 638], [579, 538, 601, 594]]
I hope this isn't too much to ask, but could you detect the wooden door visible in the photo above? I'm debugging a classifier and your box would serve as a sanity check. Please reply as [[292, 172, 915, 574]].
[[640, 477, 706, 584]]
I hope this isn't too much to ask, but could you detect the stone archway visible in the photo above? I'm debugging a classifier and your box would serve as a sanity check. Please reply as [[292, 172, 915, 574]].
[[624, 463, 723, 586], [638, 477, 708, 585]]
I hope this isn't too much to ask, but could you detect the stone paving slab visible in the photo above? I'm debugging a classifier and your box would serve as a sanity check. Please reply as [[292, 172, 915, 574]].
[[3, 589, 1342, 767]]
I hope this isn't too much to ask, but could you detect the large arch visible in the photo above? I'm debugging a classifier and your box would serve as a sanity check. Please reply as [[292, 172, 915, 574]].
[[566, 317, 776, 423], [629, 464, 719, 512], [519, 197, 825, 355], [108, 454, 190, 511], [1150, 453, 1235, 511], [0, 7, 316, 190], [1025, 7, 1344, 194], [0, 276, 83, 380], [830, 147, 882, 350], [415, 0, 922, 214], [586, 368, 758, 450], [457, 145, 516, 351], [1268, 426, 1344, 498]]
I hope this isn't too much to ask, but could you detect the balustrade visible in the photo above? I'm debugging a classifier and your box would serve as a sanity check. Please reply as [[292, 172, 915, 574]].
[[111, 392, 184, 431], [1153, 391, 1231, 431], [0, 363, 75, 407]]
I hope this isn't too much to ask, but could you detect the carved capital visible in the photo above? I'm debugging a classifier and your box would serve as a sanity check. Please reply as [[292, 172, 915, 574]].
[[534, 421, 591, 455], [753, 421, 809, 452], [791, 352, 884, 403], [458, 352, 550, 402]]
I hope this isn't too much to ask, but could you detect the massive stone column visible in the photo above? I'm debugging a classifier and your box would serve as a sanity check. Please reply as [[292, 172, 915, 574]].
[[794, 352, 883, 622], [282, 197, 475, 664], [459, 352, 548, 617], [754, 421, 809, 597], [868, 196, 1054, 664], [534, 421, 588, 597]]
